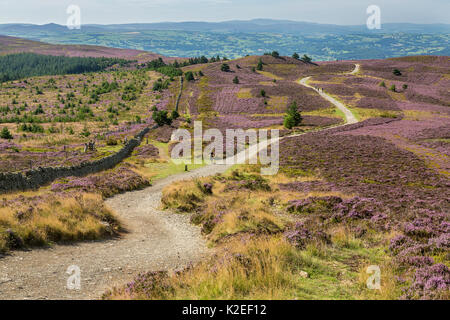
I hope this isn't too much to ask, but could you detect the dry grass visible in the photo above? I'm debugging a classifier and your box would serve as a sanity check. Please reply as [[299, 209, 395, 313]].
[[266, 96, 288, 112], [106, 236, 367, 300], [161, 179, 206, 212], [236, 88, 253, 99], [257, 71, 284, 81], [106, 237, 307, 300], [403, 109, 450, 121], [0, 193, 119, 252], [357, 259, 401, 300], [351, 107, 401, 121], [106, 166, 401, 300]]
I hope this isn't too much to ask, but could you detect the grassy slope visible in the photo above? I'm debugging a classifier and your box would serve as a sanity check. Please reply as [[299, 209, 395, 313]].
[[105, 167, 400, 300]]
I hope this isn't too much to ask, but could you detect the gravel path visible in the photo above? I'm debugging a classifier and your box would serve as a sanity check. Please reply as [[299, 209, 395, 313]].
[[0, 65, 359, 300], [0, 164, 232, 300], [299, 64, 360, 124]]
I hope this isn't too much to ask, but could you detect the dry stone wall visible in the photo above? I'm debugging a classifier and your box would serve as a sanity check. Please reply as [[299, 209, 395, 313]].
[[0, 126, 153, 194]]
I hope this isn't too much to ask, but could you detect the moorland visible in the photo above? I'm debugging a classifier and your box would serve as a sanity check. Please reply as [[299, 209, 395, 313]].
[[0, 36, 448, 300]]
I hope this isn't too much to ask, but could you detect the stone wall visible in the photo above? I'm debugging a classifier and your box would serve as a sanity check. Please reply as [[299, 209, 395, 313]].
[[175, 76, 183, 112], [0, 126, 153, 194]]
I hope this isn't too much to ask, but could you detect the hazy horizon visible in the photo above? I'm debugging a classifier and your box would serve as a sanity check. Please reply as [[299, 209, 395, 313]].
[[0, 0, 449, 25], [1, 18, 450, 27]]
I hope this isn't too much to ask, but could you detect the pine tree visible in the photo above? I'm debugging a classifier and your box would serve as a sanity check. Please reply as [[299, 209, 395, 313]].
[[0, 127, 13, 139], [185, 71, 195, 81], [284, 101, 302, 129], [221, 64, 230, 72], [257, 59, 263, 71], [301, 55, 312, 63]]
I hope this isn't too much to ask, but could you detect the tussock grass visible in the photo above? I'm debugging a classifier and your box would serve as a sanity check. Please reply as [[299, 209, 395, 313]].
[[106, 235, 395, 300], [106, 166, 401, 300], [0, 193, 119, 252], [105, 236, 351, 300], [162, 179, 207, 212]]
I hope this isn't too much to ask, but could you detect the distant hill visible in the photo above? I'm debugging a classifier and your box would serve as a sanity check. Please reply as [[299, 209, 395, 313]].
[[1, 19, 449, 35], [0, 19, 448, 60], [0, 35, 169, 62]]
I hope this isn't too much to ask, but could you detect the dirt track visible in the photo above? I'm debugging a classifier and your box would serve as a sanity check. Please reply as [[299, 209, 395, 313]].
[[0, 164, 231, 300]]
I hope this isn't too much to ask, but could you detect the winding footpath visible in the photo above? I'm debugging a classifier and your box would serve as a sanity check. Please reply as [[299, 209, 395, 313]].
[[0, 65, 359, 300], [298, 64, 360, 125]]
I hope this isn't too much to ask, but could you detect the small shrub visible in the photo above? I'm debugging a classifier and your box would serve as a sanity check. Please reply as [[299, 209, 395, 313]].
[[152, 110, 172, 126], [220, 64, 230, 72], [80, 126, 91, 137], [185, 71, 195, 81], [0, 127, 13, 140], [106, 136, 118, 146], [284, 101, 302, 129], [171, 110, 180, 120], [256, 59, 263, 71], [301, 55, 312, 63], [283, 115, 296, 129]]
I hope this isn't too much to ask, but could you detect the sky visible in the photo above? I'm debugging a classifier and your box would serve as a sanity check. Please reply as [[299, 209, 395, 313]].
[[0, 0, 449, 25]]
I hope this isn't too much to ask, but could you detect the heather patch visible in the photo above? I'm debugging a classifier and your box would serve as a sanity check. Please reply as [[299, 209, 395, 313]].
[[280, 133, 448, 216], [356, 97, 400, 111], [402, 264, 450, 300], [286, 195, 384, 221], [361, 57, 450, 85], [287, 196, 344, 215], [280, 128, 449, 299], [302, 115, 342, 127], [284, 222, 331, 249], [133, 143, 159, 159], [222, 170, 271, 192], [278, 180, 337, 193], [180, 56, 334, 118], [51, 163, 150, 198]]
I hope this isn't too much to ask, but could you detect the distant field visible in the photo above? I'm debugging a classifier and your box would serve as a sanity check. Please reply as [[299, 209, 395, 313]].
[[0, 29, 448, 60]]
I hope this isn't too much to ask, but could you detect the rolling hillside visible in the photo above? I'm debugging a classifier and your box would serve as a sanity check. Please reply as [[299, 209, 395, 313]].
[[0, 20, 448, 59], [0, 35, 448, 300], [0, 35, 169, 63]]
